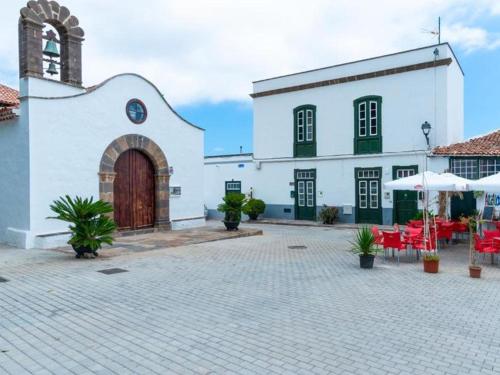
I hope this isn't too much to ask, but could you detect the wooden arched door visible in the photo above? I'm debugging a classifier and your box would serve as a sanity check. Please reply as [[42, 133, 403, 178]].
[[114, 149, 155, 230]]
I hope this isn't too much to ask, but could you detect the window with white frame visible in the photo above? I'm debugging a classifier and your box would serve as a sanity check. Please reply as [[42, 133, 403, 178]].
[[479, 158, 500, 178], [293, 105, 316, 157], [354, 96, 382, 154], [369, 101, 378, 136], [297, 111, 304, 142], [450, 159, 478, 179], [359, 181, 368, 209], [370, 180, 379, 208], [357, 169, 380, 179], [306, 109, 314, 142], [358, 102, 366, 137], [397, 169, 416, 179], [225, 181, 241, 194]]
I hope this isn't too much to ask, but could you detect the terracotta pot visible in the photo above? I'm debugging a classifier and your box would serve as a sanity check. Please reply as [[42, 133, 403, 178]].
[[423, 259, 439, 273], [469, 265, 482, 278]]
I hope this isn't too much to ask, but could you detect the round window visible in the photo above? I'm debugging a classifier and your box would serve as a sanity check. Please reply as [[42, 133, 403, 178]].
[[126, 99, 147, 124]]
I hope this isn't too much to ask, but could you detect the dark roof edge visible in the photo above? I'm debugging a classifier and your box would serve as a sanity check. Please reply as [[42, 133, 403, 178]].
[[18, 73, 204, 131], [253, 42, 463, 84], [205, 153, 254, 159]]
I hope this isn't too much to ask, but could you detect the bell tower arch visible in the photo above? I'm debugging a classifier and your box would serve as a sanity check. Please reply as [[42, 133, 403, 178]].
[[19, 0, 85, 86]]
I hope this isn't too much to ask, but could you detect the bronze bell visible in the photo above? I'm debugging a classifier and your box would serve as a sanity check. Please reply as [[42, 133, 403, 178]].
[[43, 39, 60, 58], [46, 61, 58, 75]]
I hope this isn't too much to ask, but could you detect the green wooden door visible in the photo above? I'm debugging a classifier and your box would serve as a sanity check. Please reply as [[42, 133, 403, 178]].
[[355, 168, 382, 224], [295, 169, 316, 220], [451, 192, 476, 219], [393, 165, 418, 225]]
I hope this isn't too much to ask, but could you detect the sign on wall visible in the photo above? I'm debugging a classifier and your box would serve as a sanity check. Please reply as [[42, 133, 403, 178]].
[[485, 193, 500, 207]]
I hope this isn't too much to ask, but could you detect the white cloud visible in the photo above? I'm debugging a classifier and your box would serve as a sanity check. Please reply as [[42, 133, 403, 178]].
[[443, 23, 500, 53], [0, 0, 499, 105]]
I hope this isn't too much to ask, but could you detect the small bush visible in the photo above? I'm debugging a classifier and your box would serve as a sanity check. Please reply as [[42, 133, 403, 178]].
[[318, 205, 338, 224], [217, 193, 246, 222], [242, 198, 266, 220]]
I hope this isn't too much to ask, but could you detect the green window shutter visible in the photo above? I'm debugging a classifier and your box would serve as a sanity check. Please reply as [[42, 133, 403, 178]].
[[294, 105, 317, 157], [353, 96, 382, 155]]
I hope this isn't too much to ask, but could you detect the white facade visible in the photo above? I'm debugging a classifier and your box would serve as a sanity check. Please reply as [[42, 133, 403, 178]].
[[0, 74, 205, 249], [205, 44, 463, 224]]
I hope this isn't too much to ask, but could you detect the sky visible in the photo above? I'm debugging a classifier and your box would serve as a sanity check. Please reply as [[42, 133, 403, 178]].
[[1, 0, 499, 156]]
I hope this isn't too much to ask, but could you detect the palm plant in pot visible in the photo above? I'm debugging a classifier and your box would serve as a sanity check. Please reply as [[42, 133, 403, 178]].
[[350, 226, 379, 269], [48, 196, 117, 258], [218, 193, 246, 230]]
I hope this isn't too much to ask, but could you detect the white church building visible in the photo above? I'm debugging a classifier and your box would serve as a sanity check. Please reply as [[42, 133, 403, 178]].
[[0, 0, 205, 249], [205, 43, 464, 225]]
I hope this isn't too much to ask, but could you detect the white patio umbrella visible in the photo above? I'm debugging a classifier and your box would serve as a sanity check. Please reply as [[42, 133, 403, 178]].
[[384, 171, 468, 252], [383, 171, 462, 192], [440, 173, 471, 191], [468, 172, 500, 192]]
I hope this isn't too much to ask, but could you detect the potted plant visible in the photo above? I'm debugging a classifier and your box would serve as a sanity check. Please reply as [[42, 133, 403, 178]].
[[318, 205, 339, 224], [218, 193, 246, 230], [242, 198, 266, 220], [48, 196, 117, 258], [350, 226, 379, 269], [423, 252, 440, 273]]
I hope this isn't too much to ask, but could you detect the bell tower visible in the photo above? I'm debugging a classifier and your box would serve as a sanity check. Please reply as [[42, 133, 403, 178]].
[[18, 0, 84, 86]]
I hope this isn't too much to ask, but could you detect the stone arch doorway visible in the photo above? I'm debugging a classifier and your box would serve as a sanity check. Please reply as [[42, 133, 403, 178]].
[[99, 135, 171, 231]]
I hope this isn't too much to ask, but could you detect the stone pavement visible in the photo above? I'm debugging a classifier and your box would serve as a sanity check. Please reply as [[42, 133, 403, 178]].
[[51, 225, 263, 258], [1, 223, 500, 374]]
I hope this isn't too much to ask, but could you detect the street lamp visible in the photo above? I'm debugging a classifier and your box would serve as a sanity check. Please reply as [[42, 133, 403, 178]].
[[421, 121, 432, 149]]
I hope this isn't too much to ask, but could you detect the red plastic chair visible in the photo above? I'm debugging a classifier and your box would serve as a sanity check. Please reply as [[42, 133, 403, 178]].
[[438, 222, 454, 246], [481, 236, 500, 265], [483, 229, 500, 241], [412, 231, 437, 253], [382, 231, 407, 264], [474, 233, 492, 253], [408, 220, 423, 228], [371, 226, 384, 246]]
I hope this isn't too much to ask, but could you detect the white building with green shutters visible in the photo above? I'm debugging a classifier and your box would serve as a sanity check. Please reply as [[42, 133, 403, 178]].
[[205, 43, 463, 225]]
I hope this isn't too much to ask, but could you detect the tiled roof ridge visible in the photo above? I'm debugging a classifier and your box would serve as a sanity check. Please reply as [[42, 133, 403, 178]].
[[433, 130, 500, 156], [0, 83, 20, 107]]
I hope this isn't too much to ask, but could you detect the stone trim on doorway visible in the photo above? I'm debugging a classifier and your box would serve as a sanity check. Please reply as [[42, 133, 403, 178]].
[[99, 134, 171, 230]]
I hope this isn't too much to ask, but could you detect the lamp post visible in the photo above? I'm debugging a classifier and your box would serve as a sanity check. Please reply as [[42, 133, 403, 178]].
[[421, 121, 432, 149]]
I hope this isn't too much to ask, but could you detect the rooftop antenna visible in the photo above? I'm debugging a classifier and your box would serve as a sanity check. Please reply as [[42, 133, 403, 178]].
[[438, 16, 441, 44], [421, 16, 441, 44]]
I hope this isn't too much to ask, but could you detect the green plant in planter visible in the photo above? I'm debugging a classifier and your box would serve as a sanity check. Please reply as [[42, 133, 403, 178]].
[[422, 253, 440, 261], [318, 205, 339, 224], [350, 226, 379, 268], [422, 252, 440, 273], [413, 209, 435, 221], [48, 196, 117, 258], [242, 198, 266, 220], [217, 193, 246, 230]]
